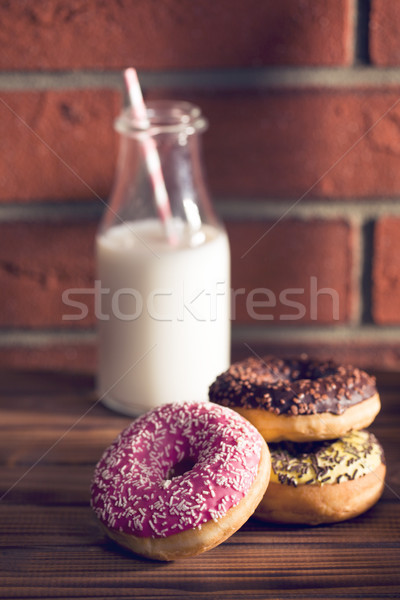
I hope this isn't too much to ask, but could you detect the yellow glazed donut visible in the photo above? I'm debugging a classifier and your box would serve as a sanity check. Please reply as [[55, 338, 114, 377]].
[[209, 356, 381, 442], [254, 430, 385, 525]]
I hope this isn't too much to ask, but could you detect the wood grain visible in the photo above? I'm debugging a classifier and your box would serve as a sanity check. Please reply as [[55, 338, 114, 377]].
[[0, 369, 399, 599]]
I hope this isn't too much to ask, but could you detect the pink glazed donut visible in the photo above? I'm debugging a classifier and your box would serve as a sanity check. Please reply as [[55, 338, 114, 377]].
[[91, 401, 270, 560]]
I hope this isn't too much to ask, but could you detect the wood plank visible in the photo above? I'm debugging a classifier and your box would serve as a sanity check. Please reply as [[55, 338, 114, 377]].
[[0, 368, 397, 396], [1, 504, 399, 547], [1, 459, 398, 506], [0, 369, 398, 407], [0, 465, 92, 505], [0, 393, 129, 425], [1, 586, 398, 600], [0, 428, 124, 466], [1, 545, 399, 599], [0, 370, 94, 396], [0, 422, 396, 469], [0, 425, 397, 475]]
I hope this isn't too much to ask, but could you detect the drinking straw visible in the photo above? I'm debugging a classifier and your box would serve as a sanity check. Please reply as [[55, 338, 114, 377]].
[[124, 68, 177, 245]]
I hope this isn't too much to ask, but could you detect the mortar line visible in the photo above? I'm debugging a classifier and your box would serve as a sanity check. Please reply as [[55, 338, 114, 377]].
[[0, 330, 97, 345], [3, 67, 400, 91], [354, 0, 371, 65], [217, 199, 400, 221], [355, 217, 366, 324], [351, 0, 360, 66], [0, 202, 104, 222], [360, 219, 375, 323], [2, 324, 400, 348], [1, 198, 400, 224], [232, 324, 400, 343], [348, 214, 363, 325]]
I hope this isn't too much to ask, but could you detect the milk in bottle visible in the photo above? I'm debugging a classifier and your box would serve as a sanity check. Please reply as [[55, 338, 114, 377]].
[[96, 101, 230, 415]]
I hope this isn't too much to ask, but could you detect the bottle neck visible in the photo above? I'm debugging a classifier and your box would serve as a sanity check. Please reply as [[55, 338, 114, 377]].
[[101, 102, 221, 241]]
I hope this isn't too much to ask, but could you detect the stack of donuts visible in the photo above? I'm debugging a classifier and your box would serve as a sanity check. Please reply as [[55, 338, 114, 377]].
[[209, 356, 386, 525], [90, 355, 386, 561]]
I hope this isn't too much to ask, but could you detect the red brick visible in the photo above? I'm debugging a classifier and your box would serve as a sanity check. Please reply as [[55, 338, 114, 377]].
[[370, 0, 400, 65], [5, 87, 400, 203], [0, 90, 119, 202], [0, 221, 96, 327], [232, 340, 400, 372], [0, 0, 353, 70], [372, 217, 400, 324], [227, 219, 353, 323], [149, 87, 400, 198], [0, 216, 353, 328], [0, 343, 96, 374]]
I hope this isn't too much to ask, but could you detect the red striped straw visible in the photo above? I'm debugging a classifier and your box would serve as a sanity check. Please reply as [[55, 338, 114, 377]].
[[124, 68, 177, 245]]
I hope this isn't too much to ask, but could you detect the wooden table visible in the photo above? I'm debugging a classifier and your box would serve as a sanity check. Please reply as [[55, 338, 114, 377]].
[[1, 370, 399, 599]]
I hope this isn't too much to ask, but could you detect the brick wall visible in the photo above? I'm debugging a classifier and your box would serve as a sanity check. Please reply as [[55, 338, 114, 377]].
[[1, 0, 400, 373]]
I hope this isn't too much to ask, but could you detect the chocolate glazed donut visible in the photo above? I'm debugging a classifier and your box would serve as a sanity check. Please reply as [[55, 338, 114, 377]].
[[209, 357, 381, 442]]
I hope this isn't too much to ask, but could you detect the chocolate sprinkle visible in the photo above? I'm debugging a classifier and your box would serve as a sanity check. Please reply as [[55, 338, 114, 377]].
[[209, 356, 377, 416]]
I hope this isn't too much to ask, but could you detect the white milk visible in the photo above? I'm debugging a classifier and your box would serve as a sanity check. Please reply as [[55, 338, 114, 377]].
[[96, 219, 230, 415]]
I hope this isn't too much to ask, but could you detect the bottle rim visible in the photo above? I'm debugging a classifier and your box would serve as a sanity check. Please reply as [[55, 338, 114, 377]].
[[115, 100, 208, 137]]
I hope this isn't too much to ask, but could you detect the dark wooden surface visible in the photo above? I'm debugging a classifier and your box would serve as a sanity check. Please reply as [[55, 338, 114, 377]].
[[0, 370, 399, 600]]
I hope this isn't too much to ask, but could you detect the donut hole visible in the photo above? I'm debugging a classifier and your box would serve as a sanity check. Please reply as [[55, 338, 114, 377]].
[[166, 456, 197, 480]]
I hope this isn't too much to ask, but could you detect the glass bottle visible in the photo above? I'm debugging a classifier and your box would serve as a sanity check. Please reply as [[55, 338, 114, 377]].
[[96, 100, 230, 415]]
